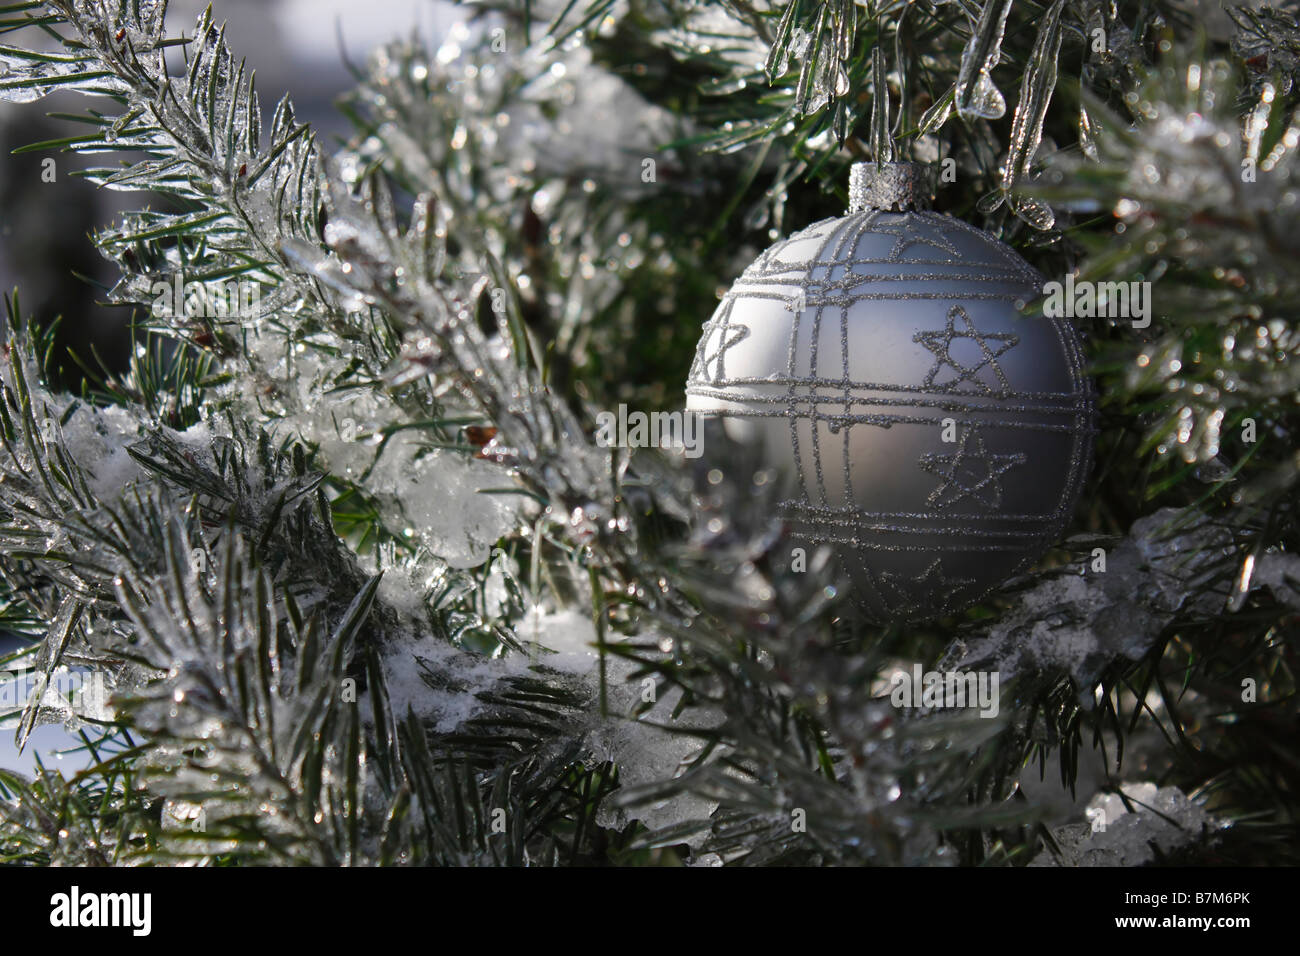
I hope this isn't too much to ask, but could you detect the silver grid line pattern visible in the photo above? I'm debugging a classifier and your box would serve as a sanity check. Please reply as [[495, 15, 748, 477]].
[[686, 195, 1096, 621]]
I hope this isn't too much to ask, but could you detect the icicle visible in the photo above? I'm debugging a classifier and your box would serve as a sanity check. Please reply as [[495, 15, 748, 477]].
[[918, 88, 954, 135], [764, 0, 803, 82], [954, 0, 1014, 120], [1002, 0, 1065, 229], [869, 46, 893, 163], [0, 59, 130, 102]]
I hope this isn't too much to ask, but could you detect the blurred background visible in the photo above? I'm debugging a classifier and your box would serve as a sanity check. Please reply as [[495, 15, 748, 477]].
[[0, 0, 456, 775]]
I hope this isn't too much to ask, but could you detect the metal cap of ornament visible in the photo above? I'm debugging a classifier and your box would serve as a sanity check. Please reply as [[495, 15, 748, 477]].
[[848, 161, 933, 213]]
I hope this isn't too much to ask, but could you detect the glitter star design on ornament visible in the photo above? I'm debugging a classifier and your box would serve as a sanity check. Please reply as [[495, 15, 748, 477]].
[[914, 306, 1019, 396], [872, 214, 962, 262], [875, 559, 975, 618], [918, 428, 1027, 511]]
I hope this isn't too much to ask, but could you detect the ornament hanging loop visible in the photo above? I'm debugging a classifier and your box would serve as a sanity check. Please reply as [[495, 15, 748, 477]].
[[848, 161, 933, 214]]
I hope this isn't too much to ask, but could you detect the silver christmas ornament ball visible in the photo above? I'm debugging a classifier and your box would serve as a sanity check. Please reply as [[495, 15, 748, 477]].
[[686, 163, 1096, 621]]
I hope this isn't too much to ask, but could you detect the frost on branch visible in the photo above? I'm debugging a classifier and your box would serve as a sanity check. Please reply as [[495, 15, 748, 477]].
[[1031, 783, 1225, 866], [943, 508, 1241, 700]]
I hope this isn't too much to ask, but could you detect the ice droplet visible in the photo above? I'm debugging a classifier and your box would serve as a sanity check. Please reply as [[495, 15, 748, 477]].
[[790, 28, 812, 61], [743, 200, 770, 231], [1011, 195, 1056, 230], [1078, 104, 1099, 160]]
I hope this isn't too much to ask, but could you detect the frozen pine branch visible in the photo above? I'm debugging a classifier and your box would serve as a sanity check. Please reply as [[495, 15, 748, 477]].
[[0, 0, 1295, 866]]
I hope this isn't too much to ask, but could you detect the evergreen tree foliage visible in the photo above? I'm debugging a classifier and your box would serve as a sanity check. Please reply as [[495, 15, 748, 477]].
[[0, 0, 1295, 865]]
